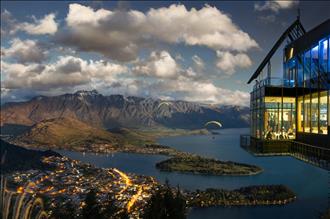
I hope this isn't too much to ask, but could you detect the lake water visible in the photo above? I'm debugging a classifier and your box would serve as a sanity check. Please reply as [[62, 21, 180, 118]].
[[58, 128, 328, 219]]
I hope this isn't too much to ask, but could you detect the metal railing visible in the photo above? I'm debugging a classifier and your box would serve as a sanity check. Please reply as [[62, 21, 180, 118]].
[[240, 135, 250, 147], [253, 77, 295, 90], [290, 141, 330, 169], [240, 135, 329, 170]]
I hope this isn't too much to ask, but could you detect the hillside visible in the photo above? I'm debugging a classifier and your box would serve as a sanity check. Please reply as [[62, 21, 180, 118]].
[[0, 139, 60, 174], [1, 90, 250, 130], [12, 117, 122, 150]]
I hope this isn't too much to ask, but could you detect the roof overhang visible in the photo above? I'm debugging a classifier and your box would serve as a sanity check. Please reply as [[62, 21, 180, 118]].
[[247, 19, 306, 84], [285, 19, 330, 59]]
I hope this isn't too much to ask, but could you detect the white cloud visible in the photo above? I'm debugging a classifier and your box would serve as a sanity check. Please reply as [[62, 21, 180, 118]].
[[58, 3, 258, 62], [145, 4, 258, 51], [216, 51, 252, 75], [173, 79, 250, 106], [132, 51, 179, 78], [18, 13, 58, 35], [132, 51, 206, 80], [192, 55, 205, 71], [2, 38, 47, 63], [175, 53, 184, 61], [1, 4, 254, 106], [254, 1, 298, 13], [185, 67, 198, 77], [1, 10, 17, 36], [141, 76, 250, 106], [2, 54, 249, 106], [1, 10, 58, 36], [1, 87, 11, 97], [258, 15, 276, 23], [1, 56, 127, 90], [107, 76, 250, 106], [66, 3, 112, 26]]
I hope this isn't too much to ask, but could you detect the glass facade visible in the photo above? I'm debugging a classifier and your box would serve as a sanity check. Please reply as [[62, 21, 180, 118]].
[[250, 88, 263, 139], [251, 35, 330, 141], [264, 97, 295, 139], [250, 93, 296, 140], [311, 93, 318, 133], [297, 96, 304, 132], [304, 94, 311, 133], [320, 91, 328, 134], [296, 93, 328, 135], [294, 36, 329, 135]]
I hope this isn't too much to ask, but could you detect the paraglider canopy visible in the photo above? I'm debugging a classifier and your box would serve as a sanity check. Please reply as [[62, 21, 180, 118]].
[[204, 121, 222, 128], [157, 102, 172, 108]]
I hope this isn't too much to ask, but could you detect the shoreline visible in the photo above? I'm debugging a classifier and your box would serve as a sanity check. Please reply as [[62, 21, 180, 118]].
[[2, 134, 297, 217], [155, 155, 263, 176], [15, 142, 263, 176], [185, 185, 296, 208], [3, 154, 296, 219]]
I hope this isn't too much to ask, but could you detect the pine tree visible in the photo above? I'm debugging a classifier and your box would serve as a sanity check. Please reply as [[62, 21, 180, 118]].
[[51, 201, 76, 219], [173, 185, 186, 219], [143, 181, 187, 219], [102, 195, 118, 218], [82, 189, 102, 219], [118, 209, 130, 219]]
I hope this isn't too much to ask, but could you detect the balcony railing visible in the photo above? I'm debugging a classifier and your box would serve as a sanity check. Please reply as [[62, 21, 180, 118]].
[[253, 77, 295, 90], [240, 135, 330, 170]]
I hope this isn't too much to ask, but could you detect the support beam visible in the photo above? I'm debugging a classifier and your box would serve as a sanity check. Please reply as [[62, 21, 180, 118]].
[[247, 19, 305, 84]]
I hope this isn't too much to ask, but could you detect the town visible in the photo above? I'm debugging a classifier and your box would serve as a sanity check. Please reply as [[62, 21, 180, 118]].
[[4, 156, 158, 218]]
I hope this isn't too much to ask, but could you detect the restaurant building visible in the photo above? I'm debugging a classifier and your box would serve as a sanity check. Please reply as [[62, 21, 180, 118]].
[[247, 18, 329, 150]]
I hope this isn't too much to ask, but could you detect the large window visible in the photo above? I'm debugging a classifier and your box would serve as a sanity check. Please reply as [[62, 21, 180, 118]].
[[329, 37, 330, 72], [257, 108, 262, 138], [295, 36, 329, 135], [320, 39, 328, 72], [297, 58, 303, 87], [311, 46, 319, 88], [298, 92, 328, 135], [283, 59, 296, 87], [311, 93, 319, 133], [250, 89, 261, 139], [303, 50, 311, 88], [320, 91, 328, 134], [264, 97, 281, 137], [297, 96, 304, 132], [304, 94, 311, 133], [263, 96, 295, 140], [283, 97, 295, 134]]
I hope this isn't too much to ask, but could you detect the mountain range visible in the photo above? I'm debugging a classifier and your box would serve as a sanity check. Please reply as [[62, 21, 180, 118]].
[[1, 90, 250, 130]]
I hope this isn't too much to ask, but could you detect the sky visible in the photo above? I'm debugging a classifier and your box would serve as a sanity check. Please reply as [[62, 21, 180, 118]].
[[1, 1, 330, 106]]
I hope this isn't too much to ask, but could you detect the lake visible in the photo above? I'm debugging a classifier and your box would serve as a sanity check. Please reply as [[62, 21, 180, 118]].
[[58, 128, 328, 219]]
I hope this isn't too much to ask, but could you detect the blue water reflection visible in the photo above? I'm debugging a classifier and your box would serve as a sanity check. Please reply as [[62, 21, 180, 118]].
[[58, 128, 328, 219]]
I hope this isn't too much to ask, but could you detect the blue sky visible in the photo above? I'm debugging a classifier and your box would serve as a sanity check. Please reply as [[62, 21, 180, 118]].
[[1, 1, 330, 106]]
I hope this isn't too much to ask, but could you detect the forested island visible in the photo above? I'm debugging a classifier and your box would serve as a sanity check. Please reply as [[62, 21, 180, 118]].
[[156, 155, 262, 176], [143, 183, 296, 218], [186, 185, 296, 207]]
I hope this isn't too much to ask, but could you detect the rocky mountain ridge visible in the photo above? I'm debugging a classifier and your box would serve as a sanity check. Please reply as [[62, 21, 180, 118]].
[[1, 90, 250, 130]]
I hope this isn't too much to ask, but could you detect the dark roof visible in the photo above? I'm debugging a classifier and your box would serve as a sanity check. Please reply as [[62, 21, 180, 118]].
[[247, 19, 305, 84], [286, 19, 330, 57]]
